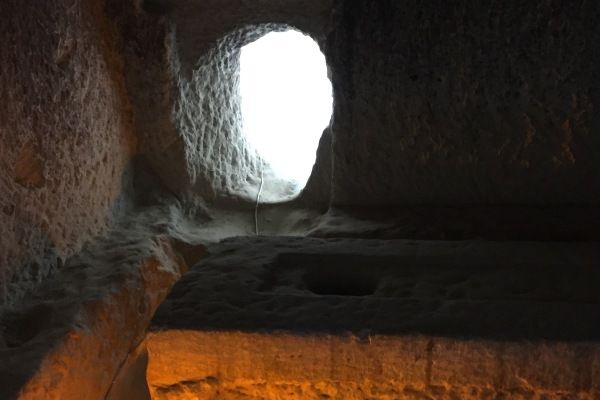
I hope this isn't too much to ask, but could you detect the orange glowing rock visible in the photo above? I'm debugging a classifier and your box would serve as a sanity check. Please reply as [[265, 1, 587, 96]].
[[145, 237, 600, 400], [0, 237, 203, 400], [146, 330, 600, 400]]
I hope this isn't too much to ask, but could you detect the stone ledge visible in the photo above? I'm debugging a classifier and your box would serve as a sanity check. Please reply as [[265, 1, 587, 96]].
[[147, 236, 600, 399], [0, 233, 206, 400], [147, 330, 600, 400]]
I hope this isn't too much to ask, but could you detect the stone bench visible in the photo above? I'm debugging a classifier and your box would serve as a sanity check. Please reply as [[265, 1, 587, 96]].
[[147, 237, 600, 399]]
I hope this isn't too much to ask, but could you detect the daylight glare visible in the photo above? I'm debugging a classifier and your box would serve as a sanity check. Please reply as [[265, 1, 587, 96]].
[[240, 30, 333, 190]]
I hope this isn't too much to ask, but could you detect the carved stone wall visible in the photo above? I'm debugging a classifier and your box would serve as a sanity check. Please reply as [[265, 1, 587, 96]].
[[0, 0, 136, 306]]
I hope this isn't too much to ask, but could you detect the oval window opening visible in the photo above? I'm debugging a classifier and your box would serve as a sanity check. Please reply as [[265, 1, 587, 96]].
[[240, 30, 333, 202]]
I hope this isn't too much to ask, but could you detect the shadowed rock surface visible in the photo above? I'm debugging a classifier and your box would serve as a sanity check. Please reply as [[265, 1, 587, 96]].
[[2, 0, 600, 398], [152, 237, 600, 340], [147, 236, 600, 399]]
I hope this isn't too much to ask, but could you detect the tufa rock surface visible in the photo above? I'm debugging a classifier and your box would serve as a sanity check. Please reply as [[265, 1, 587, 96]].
[[147, 236, 600, 399], [0, 0, 136, 307]]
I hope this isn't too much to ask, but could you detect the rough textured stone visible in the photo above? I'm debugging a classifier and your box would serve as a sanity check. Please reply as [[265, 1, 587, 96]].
[[327, 0, 600, 205], [147, 236, 600, 399], [301, 128, 333, 206], [0, 204, 208, 400], [117, 0, 334, 202], [119, 0, 600, 207], [147, 331, 600, 400], [105, 342, 152, 400], [0, 0, 136, 306], [3, 0, 600, 398], [306, 206, 600, 240]]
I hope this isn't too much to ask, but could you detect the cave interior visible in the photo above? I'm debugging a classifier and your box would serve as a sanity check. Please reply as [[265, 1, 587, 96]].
[[1, 0, 600, 399]]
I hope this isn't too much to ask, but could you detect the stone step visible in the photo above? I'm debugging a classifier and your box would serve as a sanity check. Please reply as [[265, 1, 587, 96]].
[[147, 237, 600, 399]]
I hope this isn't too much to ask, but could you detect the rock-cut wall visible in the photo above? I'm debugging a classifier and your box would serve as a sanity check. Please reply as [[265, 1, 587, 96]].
[[122, 0, 600, 208], [119, 0, 334, 203], [3, 0, 599, 308], [328, 0, 600, 206], [0, 0, 136, 306]]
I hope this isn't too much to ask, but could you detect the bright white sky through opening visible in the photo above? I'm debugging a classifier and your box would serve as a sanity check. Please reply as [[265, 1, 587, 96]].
[[240, 30, 333, 190]]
